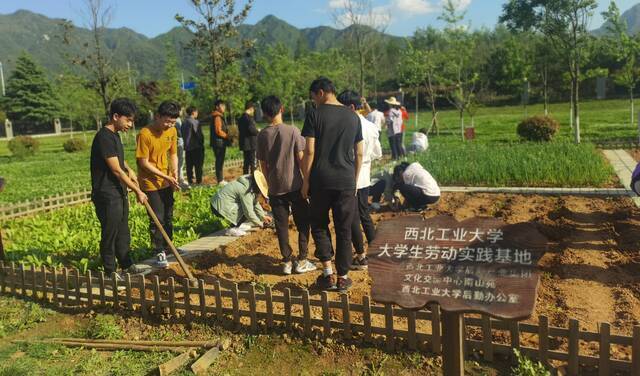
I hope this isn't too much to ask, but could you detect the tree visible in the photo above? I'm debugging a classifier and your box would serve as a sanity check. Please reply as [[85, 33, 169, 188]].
[[332, 0, 388, 97], [439, 0, 479, 141], [1, 52, 60, 124], [602, 1, 640, 130], [156, 47, 192, 108], [55, 70, 101, 141], [399, 42, 443, 134], [176, 0, 254, 100], [500, 0, 598, 144]]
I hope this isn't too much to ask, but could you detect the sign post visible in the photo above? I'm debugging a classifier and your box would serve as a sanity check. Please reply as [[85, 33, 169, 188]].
[[368, 215, 548, 376]]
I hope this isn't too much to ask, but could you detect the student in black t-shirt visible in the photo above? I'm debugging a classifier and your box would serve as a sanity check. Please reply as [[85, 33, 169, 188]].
[[90, 98, 150, 279], [301, 77, 364, 291]]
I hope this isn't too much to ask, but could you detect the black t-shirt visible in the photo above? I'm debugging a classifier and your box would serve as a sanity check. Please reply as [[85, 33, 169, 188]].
[[90, 127, 126, 196], [301, 104, 363, 191]]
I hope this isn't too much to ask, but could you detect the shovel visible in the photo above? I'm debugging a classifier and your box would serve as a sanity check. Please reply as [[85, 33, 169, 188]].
[[143, 200, 197, 283]]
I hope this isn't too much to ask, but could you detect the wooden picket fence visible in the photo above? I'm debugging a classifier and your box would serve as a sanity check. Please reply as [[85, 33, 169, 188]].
[[0, 262, 638, 375], [0, 158, 245, 220]]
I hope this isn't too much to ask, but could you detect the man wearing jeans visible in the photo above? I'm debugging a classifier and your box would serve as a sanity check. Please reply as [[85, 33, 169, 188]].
[[210, 100, 229, 185], [136, 100, 181, 268], [301, 77, 364, 291], [238, 101, 258, 174], [337, 90, 383, 271], [90, 98, 150, 278], [257, 95, 316, 276]]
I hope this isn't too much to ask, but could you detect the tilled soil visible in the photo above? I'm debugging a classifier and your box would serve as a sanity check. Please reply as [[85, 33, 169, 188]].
[[152, 193, 640, 363]]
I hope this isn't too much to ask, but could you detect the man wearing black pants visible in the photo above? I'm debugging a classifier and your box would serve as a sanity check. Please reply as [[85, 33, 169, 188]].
[[238, 101, 258, 174], [393, 162, 441, 211], [182, 106, 204, 185], [210, 100, 229, 185], [136, 101, 181, 268], [257, 96, 316, 276], [302, 77, 364, 292], [90, 98, 149, 278]]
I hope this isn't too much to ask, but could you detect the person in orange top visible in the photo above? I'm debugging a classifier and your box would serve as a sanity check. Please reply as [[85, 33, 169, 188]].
[[136, 100, 181, 268], [210, 99, 230, 185]]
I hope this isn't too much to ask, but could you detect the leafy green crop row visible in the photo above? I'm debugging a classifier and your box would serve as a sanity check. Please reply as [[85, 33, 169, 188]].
[[410, 142, 616, 188], [2, 186, 227, 271]]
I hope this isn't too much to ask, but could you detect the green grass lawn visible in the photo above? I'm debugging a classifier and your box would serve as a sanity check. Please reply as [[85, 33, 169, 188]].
[[0, 128, 242, 204]]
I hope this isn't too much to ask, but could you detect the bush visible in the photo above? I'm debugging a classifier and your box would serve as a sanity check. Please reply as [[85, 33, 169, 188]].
[[511, 349, 550, 376], [8, 136, 39, 158], [517, 115, 559, 142], [85, 314, 123, 340], [63, 138, 87, 153]]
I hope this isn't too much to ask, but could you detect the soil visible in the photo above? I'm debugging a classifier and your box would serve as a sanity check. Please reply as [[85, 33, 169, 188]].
[[150, 193, 640, 366], [627, 149, 640, 162]]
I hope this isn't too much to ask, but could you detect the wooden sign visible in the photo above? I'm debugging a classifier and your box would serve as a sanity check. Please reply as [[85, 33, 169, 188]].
[[368, 215, 548, 320]]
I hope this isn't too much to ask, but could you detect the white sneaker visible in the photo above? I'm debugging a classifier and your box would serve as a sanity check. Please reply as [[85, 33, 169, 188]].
[[225, 227, 247, 237], [238, 223, 253, 232], [155, 252, 169, 268], [295, 259, 317, 274], [283, 262, 293, 275]]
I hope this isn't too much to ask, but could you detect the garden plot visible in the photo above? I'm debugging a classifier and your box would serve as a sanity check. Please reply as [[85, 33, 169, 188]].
[[149, 193, 640, 364]]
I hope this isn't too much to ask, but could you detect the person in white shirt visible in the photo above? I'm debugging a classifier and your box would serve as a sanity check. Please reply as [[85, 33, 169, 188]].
[[384, 97, 405, 160], [409, 128, 429, 153], [365, 103, 385, 133], [393, 161, 440, 211], [338, 90, 383, 270]]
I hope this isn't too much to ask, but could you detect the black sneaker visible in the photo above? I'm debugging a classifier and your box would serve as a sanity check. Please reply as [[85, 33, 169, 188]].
[[350, 256, 368, 270], [315, 274, 337, 291], [336, 277, 353, 291]]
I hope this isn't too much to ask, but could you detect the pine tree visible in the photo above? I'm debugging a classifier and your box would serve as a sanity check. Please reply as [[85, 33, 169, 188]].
[[2, 52, 60, 124]]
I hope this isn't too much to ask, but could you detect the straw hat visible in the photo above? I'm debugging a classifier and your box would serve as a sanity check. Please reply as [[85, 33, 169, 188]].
[[253, 170, 269, 197], [384, 96, 402, 106]]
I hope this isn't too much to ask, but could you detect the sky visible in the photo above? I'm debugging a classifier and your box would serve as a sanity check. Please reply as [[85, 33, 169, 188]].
[[0, 0, 637, 38]]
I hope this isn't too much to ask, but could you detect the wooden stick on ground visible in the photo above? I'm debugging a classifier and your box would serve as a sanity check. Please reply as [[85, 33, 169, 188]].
[[159, 348, 197, 376], [143, 201, 195, 282], [49, 338, 219, 348], [191, 346, 221, 376], [13, 340, 183, 353]]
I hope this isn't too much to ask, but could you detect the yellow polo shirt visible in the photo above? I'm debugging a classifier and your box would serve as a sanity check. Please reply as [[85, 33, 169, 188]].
[[136, 126, 177, 191]]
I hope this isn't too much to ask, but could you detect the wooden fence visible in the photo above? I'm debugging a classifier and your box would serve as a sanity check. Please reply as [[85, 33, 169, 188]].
[[0, 158, 245, 220], [0, 262, 637, 375]]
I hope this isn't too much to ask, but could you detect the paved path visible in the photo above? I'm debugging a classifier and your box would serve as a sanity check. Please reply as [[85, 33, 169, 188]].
[[602, 149, 640, 206]]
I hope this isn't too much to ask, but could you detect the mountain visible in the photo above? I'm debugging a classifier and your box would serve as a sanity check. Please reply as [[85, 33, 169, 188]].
[[594, 3, 640, 36], [0, 10, 402, 80]]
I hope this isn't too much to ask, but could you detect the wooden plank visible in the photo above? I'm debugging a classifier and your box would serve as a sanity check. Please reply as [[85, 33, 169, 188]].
[[510, 320, 520, 351], [214, 280, 223, 320], [199, 279, 207, 318], [191, 347, 221, 376], [138, 275, 147, 318], [52, 267, 59, 305], [0, 260, 5, 293], [341, 294, 351, 340], [265, 286, 273, 328], [111, 272, 119, 309], [63, 268, 70, 305], [363, 296, 372, 343], [632, 326, 640, 376], [168, 277, 176, 317], [231, 283, 240, 325], [407, 309, 417, 350], [302, 289, 311, 337], [74, 269, 81, 305], [431, 303, 442, 354], [539, 315, 549, 367], [159, 348, 196, 376], [599, 322, 610, 376], [568, 319, 579, 376], [20, 263, 26, 298], [98, 271, 106, 305], [183, 278, 191, 322], [481, 315, 493, 362], [41, 266, 47, 301], [384, 304, 394, 352], [249, 284, 257, 333], [321, 292, 331, 339], [284, 288, 292, 331], [125, 274, 133, 310], [86, 270, 93, 308], [153, 275, 161, 315], [442, 312, 465, 376], [30, 264, 36, 298]]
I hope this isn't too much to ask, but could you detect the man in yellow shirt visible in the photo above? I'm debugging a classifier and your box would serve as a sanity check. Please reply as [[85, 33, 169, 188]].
[[136, 100, 181, 268]]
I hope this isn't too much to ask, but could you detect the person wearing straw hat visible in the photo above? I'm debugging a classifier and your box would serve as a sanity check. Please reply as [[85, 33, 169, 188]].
[[210, 170, 272, 237], [384, 96, 405, 160]]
